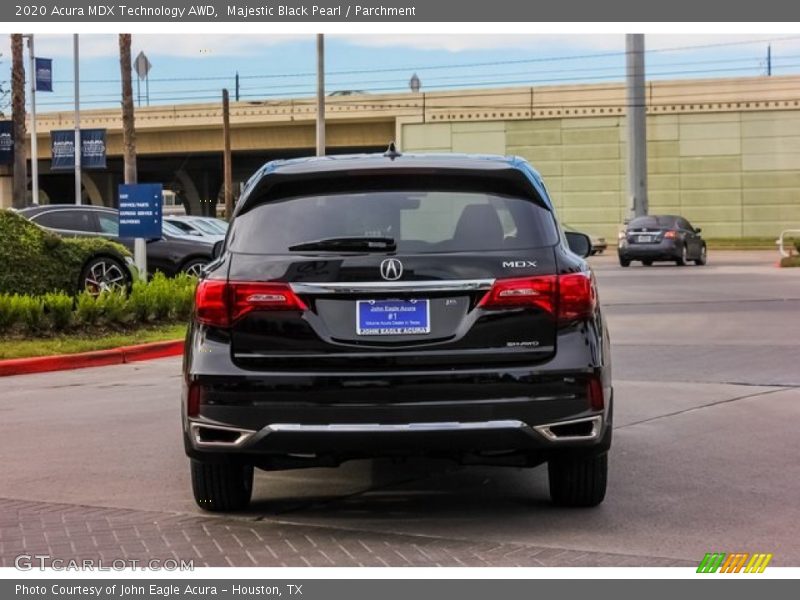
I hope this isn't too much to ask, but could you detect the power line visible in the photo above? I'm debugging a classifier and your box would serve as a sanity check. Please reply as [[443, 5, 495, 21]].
[[37, 58, 800, 106], [35, 81, 800, 110], [48, 35, 800, 87]]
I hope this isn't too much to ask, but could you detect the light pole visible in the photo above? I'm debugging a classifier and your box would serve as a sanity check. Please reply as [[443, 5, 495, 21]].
[[74, 34, 81, 205], [625, 33, 648, 220], [316, 34, 325, 157]]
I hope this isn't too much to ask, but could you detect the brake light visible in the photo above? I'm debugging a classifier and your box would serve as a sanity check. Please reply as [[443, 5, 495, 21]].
[[664, 230, 678, 239], [558, 272, 596, 322], [478, 275, 557, 313], [195, 280, 229, 327], [195, 280, 307, 328], [186, 382, 203, 417], [229, 282, 308, 322], [479, 273, 596, 324], [587, 376, 604, 410]]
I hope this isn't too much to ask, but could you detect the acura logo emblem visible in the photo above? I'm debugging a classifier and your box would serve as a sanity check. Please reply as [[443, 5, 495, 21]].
[[379, 258, 403, 281]]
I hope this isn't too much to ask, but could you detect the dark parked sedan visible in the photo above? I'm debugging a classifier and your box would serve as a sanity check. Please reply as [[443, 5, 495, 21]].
[[18, 205, 215, 277], [183, 151, 612, 511], [617, 214, 707, 267]]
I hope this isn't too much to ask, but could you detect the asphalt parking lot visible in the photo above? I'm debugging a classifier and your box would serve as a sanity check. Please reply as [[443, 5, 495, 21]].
[[1, 250, 798, 567]]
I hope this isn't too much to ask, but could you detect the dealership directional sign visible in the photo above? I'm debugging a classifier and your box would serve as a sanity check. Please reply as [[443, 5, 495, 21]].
[[118, 183, 163, 239]]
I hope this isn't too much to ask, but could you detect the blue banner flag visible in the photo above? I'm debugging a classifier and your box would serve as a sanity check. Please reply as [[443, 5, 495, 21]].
[[35, 58, 52, 92], [0, 121, 12, 165], [50, 129, 107, 170]]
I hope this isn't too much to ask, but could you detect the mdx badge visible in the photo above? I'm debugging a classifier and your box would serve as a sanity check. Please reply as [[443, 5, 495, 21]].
[[502, 260, 538, 268], [380, 258, 404, 281]]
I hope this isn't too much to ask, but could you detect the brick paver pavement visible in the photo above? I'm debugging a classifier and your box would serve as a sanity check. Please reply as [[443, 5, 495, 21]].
[[0, 498, 693, 568]]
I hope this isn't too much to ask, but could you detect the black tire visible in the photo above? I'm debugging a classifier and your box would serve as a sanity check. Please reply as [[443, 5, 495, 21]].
[[548, 451, 608, 507], [181, 258, 209, 277], [675, 244, 688, 266], [694, 245, 707, 266], [79, 255, 131, 295], [191, 459, 253, 512], [642, 260, 653, 266], [618, 256, 630, 267]]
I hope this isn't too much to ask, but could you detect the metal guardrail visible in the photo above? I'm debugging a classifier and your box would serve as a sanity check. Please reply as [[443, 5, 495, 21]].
[[777, 229, 800, 257]]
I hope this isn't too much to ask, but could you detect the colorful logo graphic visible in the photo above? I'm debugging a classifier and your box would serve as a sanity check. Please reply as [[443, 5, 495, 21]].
[[697, 552, 773, 573]]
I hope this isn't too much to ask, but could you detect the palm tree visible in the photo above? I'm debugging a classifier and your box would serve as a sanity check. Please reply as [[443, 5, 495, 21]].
[[10, 34, 26, 208], [118, 34, 136, 184]]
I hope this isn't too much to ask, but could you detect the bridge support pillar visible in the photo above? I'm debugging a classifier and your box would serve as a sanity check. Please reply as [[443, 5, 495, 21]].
[[175, 169, 202, 216], [0, 166, 12, 209]]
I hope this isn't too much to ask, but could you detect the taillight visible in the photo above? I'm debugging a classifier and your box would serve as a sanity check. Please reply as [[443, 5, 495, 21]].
[[558, 272, 596, 323], [186, 382, 203, 417], [479, 273, 596, 324], [194, 280, 307, 328], [587, 376, 604, 410], [477, 275, 557, 313], [195, 280, 229, 327], [229, 282, 308, 322], [664, 230, 678, 239]]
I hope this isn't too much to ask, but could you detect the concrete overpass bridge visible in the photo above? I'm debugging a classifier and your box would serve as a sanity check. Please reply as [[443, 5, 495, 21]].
[[4, 74, 800, 238]]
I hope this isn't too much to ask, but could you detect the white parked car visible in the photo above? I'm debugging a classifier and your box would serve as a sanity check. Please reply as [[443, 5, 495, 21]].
[[164, 216, 228, 242]]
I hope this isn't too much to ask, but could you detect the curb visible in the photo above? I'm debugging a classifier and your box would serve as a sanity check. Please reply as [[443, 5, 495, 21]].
[[0, 339, 184, 377]]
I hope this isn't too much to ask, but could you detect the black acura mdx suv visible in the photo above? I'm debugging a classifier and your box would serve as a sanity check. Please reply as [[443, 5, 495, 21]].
[[183, 151, 612, 510]]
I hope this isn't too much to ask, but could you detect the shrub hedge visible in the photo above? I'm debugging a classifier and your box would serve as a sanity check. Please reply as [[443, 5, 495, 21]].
[[0, 209, 132, 296], [0, 272, 197, 336]]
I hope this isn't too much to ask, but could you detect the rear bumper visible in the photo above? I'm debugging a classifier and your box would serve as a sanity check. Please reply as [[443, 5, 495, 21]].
[[182, 334, 612, 465], [181, 318, 612, 466], [618, 240, 679, 260], [185, 413, 609, 465]]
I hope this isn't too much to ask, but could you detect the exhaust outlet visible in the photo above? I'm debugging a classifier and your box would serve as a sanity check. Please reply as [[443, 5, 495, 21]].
[[190, 422, 255, 447], [533, 415, 602, 442]]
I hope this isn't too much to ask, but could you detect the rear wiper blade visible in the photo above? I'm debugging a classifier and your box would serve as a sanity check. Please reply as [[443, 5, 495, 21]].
[[288, 236, 396, 252]]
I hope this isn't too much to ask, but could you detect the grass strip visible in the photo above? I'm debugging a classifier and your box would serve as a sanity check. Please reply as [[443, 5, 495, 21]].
[[0, 323, 187, 360]]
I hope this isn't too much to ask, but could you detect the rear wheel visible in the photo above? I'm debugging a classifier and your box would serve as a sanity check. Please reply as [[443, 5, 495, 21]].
[[618, 256, 630, 267], [181, 258, 209, 277], [675, 244, 688, 266], [79, 256, 130, 295], [190, 459, 253, 512], [694, 245, 707, 266], [548, 451, 607, 507]]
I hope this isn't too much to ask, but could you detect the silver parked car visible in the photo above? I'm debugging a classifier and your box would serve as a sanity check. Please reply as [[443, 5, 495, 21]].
[[164, 216, 228, 242]]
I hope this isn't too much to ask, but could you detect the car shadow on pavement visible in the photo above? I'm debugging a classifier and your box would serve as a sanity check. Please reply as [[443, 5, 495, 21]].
[[242, 458, 556, 521]]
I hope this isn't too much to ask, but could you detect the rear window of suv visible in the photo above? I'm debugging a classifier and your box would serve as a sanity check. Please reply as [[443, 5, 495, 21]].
[[228, 191, 559, 254]]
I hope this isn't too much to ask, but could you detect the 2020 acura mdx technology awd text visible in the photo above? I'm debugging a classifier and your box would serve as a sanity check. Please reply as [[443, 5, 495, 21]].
[[182, 150, 613, 511]]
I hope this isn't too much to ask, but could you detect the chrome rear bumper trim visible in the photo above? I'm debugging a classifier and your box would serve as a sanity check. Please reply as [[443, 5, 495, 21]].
[[265, 420, 525, 433], [289, 279, 494, 295]]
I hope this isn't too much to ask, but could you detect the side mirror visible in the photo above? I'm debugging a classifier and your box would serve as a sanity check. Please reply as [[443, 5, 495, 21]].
[[565, 231, 592, 258], [695, 227, 702, 233], [212, 240, 225, 260]]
